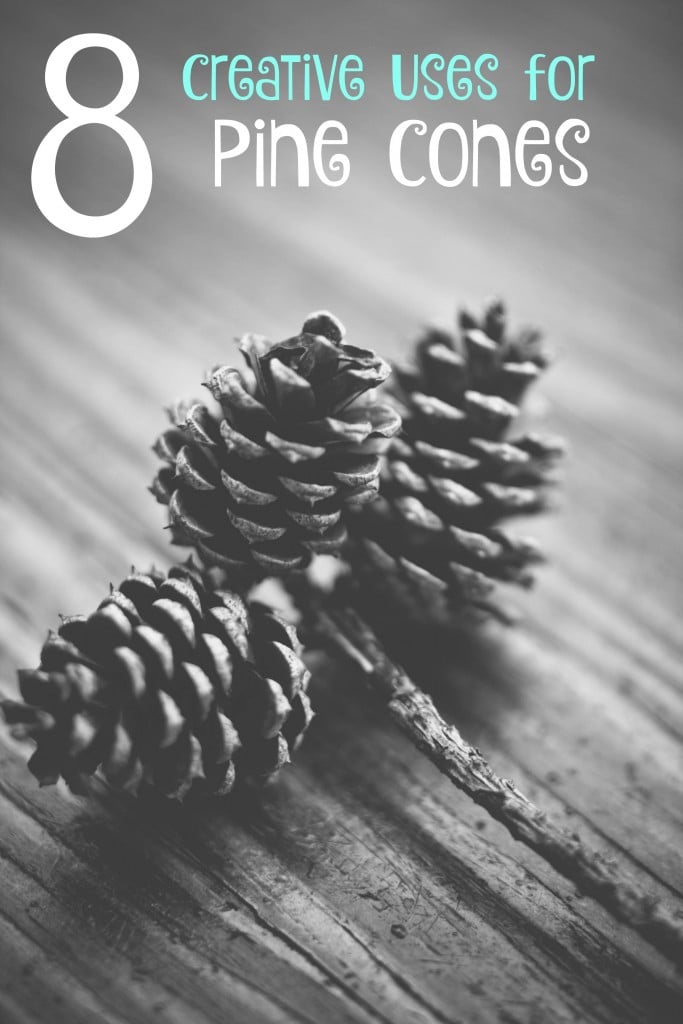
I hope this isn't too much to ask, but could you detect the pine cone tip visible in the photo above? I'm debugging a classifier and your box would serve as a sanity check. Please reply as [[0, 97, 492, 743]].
[[301, 310, 345, 344]]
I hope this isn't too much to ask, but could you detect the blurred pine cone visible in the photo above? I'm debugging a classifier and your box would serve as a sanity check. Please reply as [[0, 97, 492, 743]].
[[2, 562, 312, 799], [152, 313, 401, 576], [348, 299, 565, 624]]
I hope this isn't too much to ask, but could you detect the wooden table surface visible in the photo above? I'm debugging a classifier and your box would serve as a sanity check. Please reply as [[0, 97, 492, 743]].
[[1, 1, 681, 1021]]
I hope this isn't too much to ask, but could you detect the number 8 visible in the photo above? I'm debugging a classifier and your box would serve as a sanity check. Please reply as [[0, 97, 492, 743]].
[[31, 34, 153, 238]]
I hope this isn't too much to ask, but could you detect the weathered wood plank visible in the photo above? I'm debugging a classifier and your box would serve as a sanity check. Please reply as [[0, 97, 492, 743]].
[[1, 0, 681, 1020]]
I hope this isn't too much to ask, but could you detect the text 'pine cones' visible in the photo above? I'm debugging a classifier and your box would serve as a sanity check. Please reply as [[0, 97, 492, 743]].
[[152, 312, 401, 576], [349, 299, 565, 624], [2, 562, 312, 799]]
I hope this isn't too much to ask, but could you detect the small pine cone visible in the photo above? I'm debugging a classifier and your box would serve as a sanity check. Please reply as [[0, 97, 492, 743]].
[[1, 562, 313, 800], [152, 312, 401, 577], [349, 298, 565, 624]]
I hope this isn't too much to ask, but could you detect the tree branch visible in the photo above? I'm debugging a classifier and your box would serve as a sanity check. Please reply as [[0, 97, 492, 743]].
[[293, 586, 683, 966]]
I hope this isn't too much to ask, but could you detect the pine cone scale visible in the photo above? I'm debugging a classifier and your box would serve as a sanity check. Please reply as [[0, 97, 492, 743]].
[[176, 446, 218, 491], [219, 418, 270, 460], [219, 469, 276, 506], [278, 475, 338, 504], [262, 431, 326, 462]]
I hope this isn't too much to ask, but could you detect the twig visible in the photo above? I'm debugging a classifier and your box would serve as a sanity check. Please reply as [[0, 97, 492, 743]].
[[293, 585, 683, 966]]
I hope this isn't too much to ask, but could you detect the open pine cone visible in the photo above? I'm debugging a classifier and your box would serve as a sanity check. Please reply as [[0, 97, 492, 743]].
[[152, 312, 401, 576], [347, 299, 565, 624], [1, 562, 312, 799]]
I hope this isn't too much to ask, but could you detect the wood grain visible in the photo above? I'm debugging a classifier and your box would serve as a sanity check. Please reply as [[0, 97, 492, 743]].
[[1, 0, 682, 1021]]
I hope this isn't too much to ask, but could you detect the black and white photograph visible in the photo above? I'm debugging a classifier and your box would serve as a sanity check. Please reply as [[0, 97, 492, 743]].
[[1, 1, 681, 1021]]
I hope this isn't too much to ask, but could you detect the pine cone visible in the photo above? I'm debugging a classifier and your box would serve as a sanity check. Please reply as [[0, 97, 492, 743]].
[[348, 298, 565, 624], [152, 312, 401, 577], [2, 562, 312, 799]]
